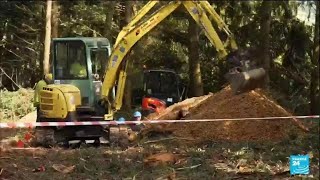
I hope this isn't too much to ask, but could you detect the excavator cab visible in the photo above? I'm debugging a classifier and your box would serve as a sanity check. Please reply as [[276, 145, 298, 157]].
[[140, 69, 186, 116], [50, 37, 111, 115]]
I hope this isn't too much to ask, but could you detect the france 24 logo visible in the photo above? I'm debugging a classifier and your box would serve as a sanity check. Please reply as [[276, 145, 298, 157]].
[[289, 155, 309, 175]]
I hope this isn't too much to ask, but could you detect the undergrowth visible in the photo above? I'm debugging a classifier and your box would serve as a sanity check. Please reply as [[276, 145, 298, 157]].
[[0, 88, 35, 122]]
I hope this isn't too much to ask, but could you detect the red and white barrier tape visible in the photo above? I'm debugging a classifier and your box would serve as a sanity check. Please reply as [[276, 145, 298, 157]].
[[0, 115, 319, 129]]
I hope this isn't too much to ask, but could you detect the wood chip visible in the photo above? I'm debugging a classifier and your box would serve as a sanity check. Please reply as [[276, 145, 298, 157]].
[[146, 86, 307, 143]]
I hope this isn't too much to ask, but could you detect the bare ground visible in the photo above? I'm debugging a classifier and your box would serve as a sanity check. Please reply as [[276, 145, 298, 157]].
[[0, 120, 318, 180]]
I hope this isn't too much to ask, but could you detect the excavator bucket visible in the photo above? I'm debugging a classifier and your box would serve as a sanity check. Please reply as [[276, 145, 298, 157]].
[[225, 68, 266, 94]]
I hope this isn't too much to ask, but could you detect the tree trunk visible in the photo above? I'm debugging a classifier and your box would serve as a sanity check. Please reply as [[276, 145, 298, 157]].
[[188, 18, 203, 97], [259, 0, 272, 89], [39, 5, 45, 77], [310, 1, 319, 114], [51, 0, 59, 38], [43, 0, 52, 75], [122, 1, 135, 110], [103, 1, 117, 40]]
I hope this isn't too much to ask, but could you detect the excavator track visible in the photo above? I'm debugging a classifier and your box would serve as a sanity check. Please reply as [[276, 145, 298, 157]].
[[32, 125, 131, 148], [32, 127, 56, 148]]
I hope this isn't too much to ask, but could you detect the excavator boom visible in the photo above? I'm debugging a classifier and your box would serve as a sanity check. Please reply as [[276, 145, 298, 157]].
[[101, 1, 266, 116]]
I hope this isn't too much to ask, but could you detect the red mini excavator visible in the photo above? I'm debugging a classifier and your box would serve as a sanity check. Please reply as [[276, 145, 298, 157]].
[[140, 69, 187, 116]]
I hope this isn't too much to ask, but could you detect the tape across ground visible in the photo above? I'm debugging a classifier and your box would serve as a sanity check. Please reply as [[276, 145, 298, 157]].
[[0, 115, 318, 128], [1, 86, 319, 143]]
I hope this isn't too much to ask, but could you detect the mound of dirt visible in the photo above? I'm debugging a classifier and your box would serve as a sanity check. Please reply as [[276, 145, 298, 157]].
[[145, 86, 307, 142]]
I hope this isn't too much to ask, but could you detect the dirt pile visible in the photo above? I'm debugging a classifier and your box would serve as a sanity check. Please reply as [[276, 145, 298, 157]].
[[146, 86, 307, 142]]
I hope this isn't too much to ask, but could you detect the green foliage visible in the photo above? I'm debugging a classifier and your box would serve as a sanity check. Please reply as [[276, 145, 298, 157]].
[[0, 88, 35, 121], [140, 38, 188, 73], [59, 1, 114, 37], [0, 1, 45, 89]]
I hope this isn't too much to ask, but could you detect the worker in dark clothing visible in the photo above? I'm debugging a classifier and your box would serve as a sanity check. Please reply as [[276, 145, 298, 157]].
[[127, 111, 145, 142], [130, 111, 144, 132]]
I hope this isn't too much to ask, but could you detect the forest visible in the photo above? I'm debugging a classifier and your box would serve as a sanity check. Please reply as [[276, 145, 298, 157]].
[[0, 0, 318, 115]]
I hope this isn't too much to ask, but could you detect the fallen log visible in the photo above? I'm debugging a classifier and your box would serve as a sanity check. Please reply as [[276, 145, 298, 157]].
[[145, 93, 213, 120], [142, 93, 213, 135]]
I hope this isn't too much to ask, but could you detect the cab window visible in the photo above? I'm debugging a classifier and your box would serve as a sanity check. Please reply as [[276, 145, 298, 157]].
[[90, 48, 109, 79], [54, 41, 88, 80]]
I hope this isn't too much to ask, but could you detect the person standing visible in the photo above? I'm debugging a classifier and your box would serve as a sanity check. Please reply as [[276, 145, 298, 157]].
[[33, 74, 52, 120], [130, 111, 144, 132]]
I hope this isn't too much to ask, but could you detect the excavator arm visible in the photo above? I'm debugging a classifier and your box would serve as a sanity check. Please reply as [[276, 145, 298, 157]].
[[101, 1, 182, 115], [101, 1, 266, 118]]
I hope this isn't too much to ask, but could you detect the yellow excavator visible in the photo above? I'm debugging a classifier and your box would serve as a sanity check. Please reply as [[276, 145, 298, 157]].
[[33, 1, 266, 147]]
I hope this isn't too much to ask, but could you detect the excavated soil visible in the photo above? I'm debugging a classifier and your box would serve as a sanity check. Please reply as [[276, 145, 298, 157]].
[[151, 87, 306, 142]]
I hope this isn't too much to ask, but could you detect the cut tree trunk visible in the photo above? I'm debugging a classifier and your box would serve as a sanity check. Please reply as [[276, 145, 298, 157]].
[[146, 93, 213, 120], [142, 93, 213, 134]]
